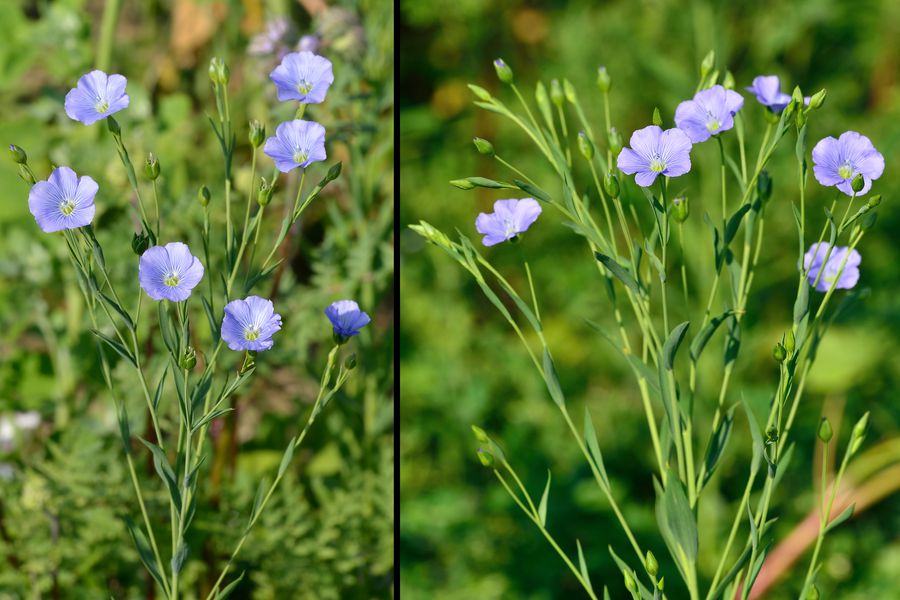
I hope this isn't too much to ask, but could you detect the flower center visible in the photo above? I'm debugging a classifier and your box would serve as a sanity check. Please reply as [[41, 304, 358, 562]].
[[706, 118, 721, 132], [59, 198, 76, 216], [163, 273, 180, 287], [295, 80, 313, 95], [503, 219, 518, 239], [292, 149, 309, 164], [95, 100, 109, 113], [243, 327, 260, 341], [838, 162, 854, 179], [649, 157, 665, 173]]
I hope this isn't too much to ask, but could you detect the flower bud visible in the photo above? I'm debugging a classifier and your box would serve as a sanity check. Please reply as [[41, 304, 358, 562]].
[[107, 116, 121, 136], [784, 329, 796, 353], [773, 342, 787, 362], [624, 571, 637, 594], [792, 86, 804, 105], [535, 81, 550, 112], [723, 70, 735, 90], [851, 173, 865, 193], [493, 58, 513, 84], [766, 426, 779, 445], [8, 144, 26, 164], [652, 107, 663, 127], [471, 425, 489, 443], [249, 120, 266, 148], [180, 347, 197, 371], [550, 79, 564, 107], [757, 170, 773, 203], [450, 179, 476, 190], [198, 185, 211, 207], [657, 577, 665, 591], [645, 551, 658, 577], [333, 331, 350, 345], [344, 353, 357, 370], [807, 584, 819, 600], [795, 108, 808, 130], [850, 412, 870, 455], [563, 79, 577, 104], [144, 153, 160, 180], [604, 173, 620, 198], [473, 137, 494, 156], [608, 127, 623, 156], [596, 66, 611, 93], [476, 448, 495, 467], [468, 84, 493, 102], [239, 350, 256, 375], [867, 194, 881, 209], [132, 231, 151, 255], [817, 417, 833, 443], [700, 50, 715, 78], [17, 164, 35, 185], [861, 210, 878, 230], [257, 178, 274, 206], [577, 131, 594, 160], [808, 89, 827, 110], [208, 58, 219, 84], [672, 194, 689, 223]]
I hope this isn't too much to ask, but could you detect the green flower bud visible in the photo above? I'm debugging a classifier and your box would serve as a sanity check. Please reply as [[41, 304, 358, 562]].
[[198, 185, 211, 207], [795, 109, 808, 130], [652, 107, 663, 127], [17, 164, 35, 185], [773, 342, 787, 363], [792, 86, 804, 105], [144, 152, 160, 180], [344, 353, 357, 370], [535, 81, 550, 112], [808, 89, 827, 110], [249, 120, 266, 148], [596, 66, 611, 93], [723, 70, 735, 90], [208, 58, 219, 84], [807, 584, 820, 600], [578, 131, 595, 160], [817, 417, 833, 443], [180, 347, 197, 371], [450, 179, 476, 190], [106, 115, 121, 136], [550, 79, 564, 107], [476, 448, 495, 467], [851, 173, 865, 193], [672, 194, 689, 223], [604, 173, 620, 198], [851, 412, 870, 453], [239, 350, 256, 375], [766, 426, 779, 445], [624, 571, 637, 594], [757, 170, 773, 203], [764, 107, 781, 124], [493, 58, 513, 84], [8, 144, 26, 164], [784, 329, 796, 353], [257, 178, 274, 206], [645, 551, 658, 577], [468, 84, 493, 102], [563, 79, 577, 104], [657, 576, 665, 591], [333, 331, 350, 345], [132, 231, 151, 255], [861, 210, 878, 230], [867, 194, 881, 209], [471, 425, 489, 443], [608, 127, 623, 156], [700, 50, 715, 78], [473, 137, 494, 156]]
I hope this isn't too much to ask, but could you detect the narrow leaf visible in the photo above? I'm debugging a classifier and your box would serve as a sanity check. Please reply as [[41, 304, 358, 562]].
[[662, 321, 690, 369], [277, 437, 296, 478], [538, 470, 551, 526], [89, 329, 136, 367], [595, 252, 641, 295], [576, 539, 594, 594], [825, 503, 855, 533], [690, 311, 734, 362], [542, 348, 565, 407]]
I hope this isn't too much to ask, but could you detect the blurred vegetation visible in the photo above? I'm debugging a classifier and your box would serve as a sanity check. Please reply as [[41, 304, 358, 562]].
[[400, 0, 900, 598], [0, 0, 393, 598]]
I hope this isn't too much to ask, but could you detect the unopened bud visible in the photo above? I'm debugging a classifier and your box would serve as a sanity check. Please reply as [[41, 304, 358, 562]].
[[535, 81, 550, 112], [850, 412, 870, 455], [8, 144, 26, 164], [562, 79, 576, 104], [198, 185, 211, 207], [17, 164, 35, 185], [817, 417, 833, 443], [657, 577, 665, 591], [672, 194, 689, 223], [132, 231, 151, 255], [468, 84, 493, 102], [723, 70, 735, 90], [107, 116, 121, 136], [471, 425, 489, 443], [700, 50, 715, 78], [549, 79, 564, 107], [792, 86, 804, 105], [652, 107, 663, 127], [493, 58, 513, 84], [596, 66, 611, 93], [450, 179, 476, 190], [784, 329, 796, 353], [645, 551, 658, 577], [344, 353, 357, 370], [773, 342, 787, 362], [476, 448, 495, 467], [578, 132, 594, 160], [807, 584, 820, 600], [851, 173, 865, 193], [624, 571, 637, 594], [144, 153, 160, 180], [608, 127, 623, 156], [757, 170, 773, 202], [808, 89, 827, 110], [249, 120, 266, 148], [473, 137, 494, 156], [257, 178, 274, 206], [604, 173, 620, 198], [867, 194, 881, 209], [180, 347, 197, 371]]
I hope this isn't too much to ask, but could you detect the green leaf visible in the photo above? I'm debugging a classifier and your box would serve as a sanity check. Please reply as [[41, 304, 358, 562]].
[[744, 543, 770, 593], [246, 258, 285, 289], [89, 329, 136, 367], [724, 203, 752, 246], [608, 546, 654, 600], [794, 277, 810, 324], [171, 541, 188, 575], [689, 311, 734, 362], [586, 320, 660, 399], [662, 321, 690, 369], [538, 470, 551, 526], [576, 539, 594, 595], [742, 397, 764, 475], [655, 472, 698, 585], [215, 571, 246, 600], [542, 348, 565, 407], [595, 252, 641, 295], [191, 407, 234, 434], [513, 179, 552, 203], [201, 296, 220, 343], [707, 542, 752, 600], [701, 405, 735, 488], [138, 437, 181, 514], [465, 176, 517, 189], [123, 517, 166, 590], [277, 438, 296, 478], [158, 301, 178, 355], [826, 503, 855, 533], [116, 403, 131, 455], [583, 407, 610, 489], [153, 367, 167, 413]]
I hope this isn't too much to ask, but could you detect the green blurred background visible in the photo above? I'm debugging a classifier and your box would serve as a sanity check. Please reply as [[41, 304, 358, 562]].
[[0, 0, 393, 598], [400, 0, 900, 598]]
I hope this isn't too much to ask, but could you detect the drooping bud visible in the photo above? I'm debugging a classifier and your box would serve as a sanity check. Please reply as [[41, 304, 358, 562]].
[[144, 152, 160, 180], [808, 89, 827, 110], [645, 551, 658, 578], [8, 144, 26, 164], [131, 231, 151, 255], [249, 120, 266, 148], [180, 347, 197, 371], [867, 194, 882, 209], [549, 79, 564, 107], [344, 353, 357, 370], [672, 194, 689, 223], [493, 58, 513, 84], [851, 173, 865, 193], [473, 137, 494, 156], [450, 179, 476, 190], [757, 170, 773, 203], [700, 50, 715, 78], [817, 417, 833, 443], [578, 132, 594, 160], [652, 107, 663, 127], [604, 173, 620, 198], [773, 342, 787, 363], [596, 66, 611, 93], [198, 185, 211, 207], [608, 127, 623, 156]]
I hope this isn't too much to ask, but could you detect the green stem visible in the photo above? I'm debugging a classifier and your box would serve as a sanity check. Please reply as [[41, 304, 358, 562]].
[[96, 0, 121, 72]]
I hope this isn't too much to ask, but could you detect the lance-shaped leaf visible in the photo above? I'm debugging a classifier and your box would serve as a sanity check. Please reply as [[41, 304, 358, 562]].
[[690, 310, 734, 362], [89, 329, 136, 367], [513, 179, 553, 203], [538, 470, 551, 526], [724, 203, 752, 246], [123, 516, 167, 591], [576, 539, 595, 595], [543, 348, 565, 407], [654, 473, 698, 587], [662, 321, 690, 370], [138, 437, 181, 514], [583, 406, 610, 489], [701, 404, 735, 488], [595, 252, 641, 295]]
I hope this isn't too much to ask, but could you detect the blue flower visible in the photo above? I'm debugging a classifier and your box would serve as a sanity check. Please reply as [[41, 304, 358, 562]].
[[263, 120, 327, 173], [269, 51, 334, 104], [803, 243, 861, 292], [812, 131, 884, 197], [221, 296, 283, 351], [474, 198, 542, 246], [674, 85, 744, 143], [138, 242, 204, 302], [617, 126, 693, 187], [28, 166, 98, 233], [325, 300, 370, 338], [64, 70, 130, 125]]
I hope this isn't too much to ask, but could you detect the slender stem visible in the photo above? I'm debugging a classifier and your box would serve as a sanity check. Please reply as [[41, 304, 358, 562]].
[[152, 179, 161, 240], [225, 147, 258, 297], [96, 0, 121, 72]]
